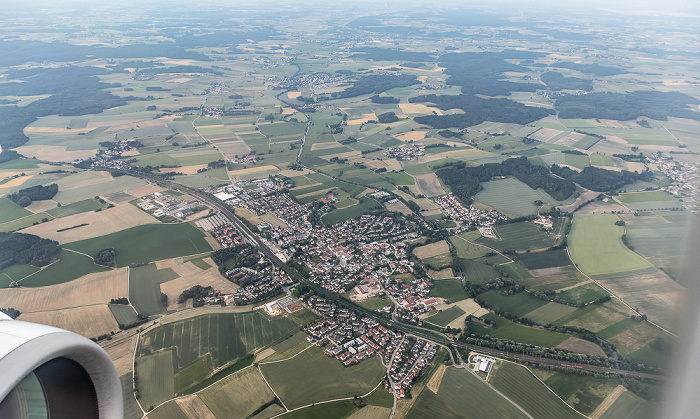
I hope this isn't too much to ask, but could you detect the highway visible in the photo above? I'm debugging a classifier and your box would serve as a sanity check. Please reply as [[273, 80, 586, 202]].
[[154, 177, 665, 382]]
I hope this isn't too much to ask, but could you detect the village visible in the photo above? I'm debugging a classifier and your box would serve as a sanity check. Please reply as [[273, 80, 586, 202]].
[[434, 193, 509, 226]]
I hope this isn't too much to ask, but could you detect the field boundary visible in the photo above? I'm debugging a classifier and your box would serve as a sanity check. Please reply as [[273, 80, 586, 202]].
[[565, 248, 678, 338]]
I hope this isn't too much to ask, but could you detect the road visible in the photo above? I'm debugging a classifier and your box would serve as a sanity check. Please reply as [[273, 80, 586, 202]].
[[148, 177, 666, 382]]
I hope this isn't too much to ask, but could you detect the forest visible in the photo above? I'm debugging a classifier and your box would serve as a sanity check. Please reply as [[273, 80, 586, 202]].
[[540, 71, 592, 91], [556, 91, 700, 121], [0, 67, 132, 148], [436, 157, 576, 205], [370, 95, 399, 104], [330, 74, 420, 99], [0, 232, 60, 270], [8, 184, 59, 207], [411, 94, 553, 128], [439, 50, 542, 96], [551, 165, 655, 192]]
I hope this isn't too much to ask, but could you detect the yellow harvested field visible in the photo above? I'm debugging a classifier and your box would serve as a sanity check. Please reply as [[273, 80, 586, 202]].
[[287, 91, 302, 99], [426, 298, 484, 329], [427, 268, 455, 280], [556, 337, 606, 357], [426, 364, 447, 394], [161, 266, 239, 311], [19, 305, 119, 339], [432, 149, 488, 159], [281, 107, 296, 115], [24, 126, 88, 134], [21, 203, 159, 244], [166, 77, 192, 83], [229, 165, 280, 177], [101, 332, 138, 375], [395, 131, 427, 142], [160, 164, 208, 174], [127, 184, 166, 198], [347, 406, 392, 419], [414, 173, 445, 198], [255, 348, 276, 362], [347, 113, 377, 125], [413, 240, 450, 259], [590, 386, 626, 419], [24, 199, 57, 213], [311, 141, 344, 151], [0, 176, 30, 190], [291, 182, 322, 191], [624, 162, 647, 173], [13, 145, 97, 162], [121, 150, 140, 157], [384, 200, 413, 216], [155, 258, 180, 270], [175, 396, 217, 419], [0, 268, 128, 312], [399, 103, 443, 115], [235, 207, 264, 225], [296, 188, 332, 199]]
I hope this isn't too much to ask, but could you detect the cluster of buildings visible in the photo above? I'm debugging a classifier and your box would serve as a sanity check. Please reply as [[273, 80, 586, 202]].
[[136, 192, 194, 219], [228, 265, 290, 305], [386, 277, 436, 322], [227, 154, 257, 165], [434, 194, 508, 226], [649, 153, 698, 206], [304, 296, 407, 367], [211, 223, 247, 248], [88, 140, 138, 170], [385, 338, 437, 398], [272, 72, 346, 90], [209, 179, 286, 209], [384, 144, 425, 160], [533, 215, 554, 230]]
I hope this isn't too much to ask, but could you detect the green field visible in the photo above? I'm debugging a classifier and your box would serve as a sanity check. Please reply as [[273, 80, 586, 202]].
[[121, 373, 142, 419], [279, 400, 359, 419], [198, 367, 277, 419], [425, 305, 466, 327], [174, 358, 210, 393], [53, 175, 147, 205], [45, 198, 105, 218], [460, 259, 501, 284], [0, 263, 40, 287], [517, 249, 572, 270], [139, 312, 299, 374], [321, 197, 381, 226], [407, 368, 528, 419], [476, 220, 565, 252], [384, 171, 415, 186], [423, 253, 453, 271], [524, 302, 579, 325], [429, 280, 469, 302], [624, 213, 687, 283], [0, 197, 32, 223], [108, 304, 140, 328], [449, 235, 495, 259], [568, 215, 653, 276], [600, 391, 657, 419], [490, 362, 585, 419], [260, 346, 385, 409], [128, 264, 178, 316], [355, 295, 393, 311], [14, 249, 110, 287], [471, 313, 569, 347], [0, 212, 52, 233], [137, 350, 175, 411], [474, 178, 571, 217], [543, 371, 621, 415], [557, 282, 610, 305], [258, 121, 306, 137], [147, 402, 188, 419], [499, 262, 533, 280], [65, 223, 211, 267], [479, 290, 548, 317], [616, 190, 682, 211]]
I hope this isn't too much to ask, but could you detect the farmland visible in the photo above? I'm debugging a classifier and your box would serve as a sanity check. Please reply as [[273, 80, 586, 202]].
[[407, 368, 528, 419], [18, 304, 119, 338], [65, 223, 212, 267], [260, 346, 385, 409], [543, 372, 620, 415], [198, 367, 277, 419], [471, 313, 569, 347], [429, 280, 470, 302], [425, 305, 466, 327], [137, 351, 175, 411], [479, 290, 548, 318], [567, 215, 653, 277], [476, 220, 566, 252], [12, 249, 110, 288], [474, 178, 572, 217], [489, 362, 585, 419]]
